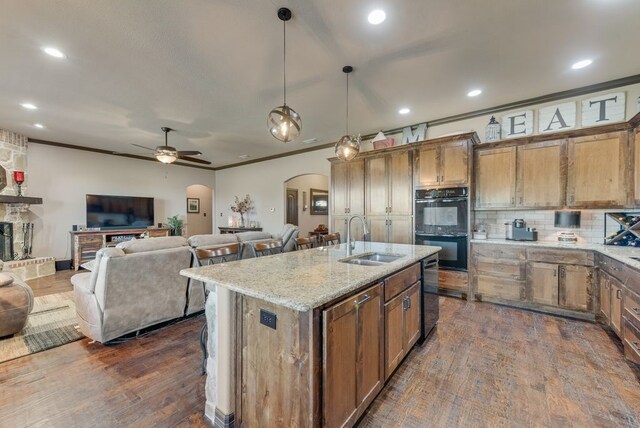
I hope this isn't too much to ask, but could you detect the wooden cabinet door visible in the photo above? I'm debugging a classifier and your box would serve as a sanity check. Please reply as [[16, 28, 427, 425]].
[[384, 292, 405, 379], [600, 272, 611, 323], [610, 278, 623, 337], [388, 151, 413, 216], [331, 162, 348, 216], [440, 140, 469, 186], [517, 140, 565, 208], [527, 262, 559, 306], [366, 156, 388, 216], [403, 282, 421, 349], [416, 146, 439, 187], [388, 216, 413, 244], [559, 265, 593, 311], [368, 216, 388, 243], [355, 283, 384, 409], [566, 132, 628, 207], [634, 129, 640, 204], [323, 292, 358, 428], [348, 159, 366, 215], [475, 147, 517, 209], [331, 216, 347, 238]]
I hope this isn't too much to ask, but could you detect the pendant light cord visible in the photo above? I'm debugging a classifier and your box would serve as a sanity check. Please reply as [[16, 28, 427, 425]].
[[346, 72, 349, 135], [283, 19, 287, 106]]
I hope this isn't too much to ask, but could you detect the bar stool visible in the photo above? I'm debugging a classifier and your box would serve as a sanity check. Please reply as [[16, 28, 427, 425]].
[[194, 243, 241, 375], [251, 239, 284, 257], [295, 236, 316, 250], [322, 232, 341, 246]]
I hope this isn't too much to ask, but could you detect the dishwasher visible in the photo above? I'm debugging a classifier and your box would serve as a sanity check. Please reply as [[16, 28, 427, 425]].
[[419, 254, 439, 343]]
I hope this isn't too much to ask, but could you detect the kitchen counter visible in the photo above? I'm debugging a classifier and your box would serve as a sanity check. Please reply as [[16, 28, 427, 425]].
[[470, 238, 640, 270], [181, 241, 441, 311]]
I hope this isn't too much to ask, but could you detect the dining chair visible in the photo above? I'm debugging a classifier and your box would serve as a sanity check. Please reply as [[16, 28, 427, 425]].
[[322, 232, 341, 246], [295, 236, 316, 250], [251, 239, 284, 257]]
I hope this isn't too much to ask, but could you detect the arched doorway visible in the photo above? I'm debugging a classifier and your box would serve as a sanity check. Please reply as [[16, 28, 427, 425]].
[[186, 184, 214, 236], [283, 174, 329, 237]]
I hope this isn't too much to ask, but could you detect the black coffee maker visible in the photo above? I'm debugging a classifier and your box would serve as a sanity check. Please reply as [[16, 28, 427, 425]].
[[509, 219, 538, 241]]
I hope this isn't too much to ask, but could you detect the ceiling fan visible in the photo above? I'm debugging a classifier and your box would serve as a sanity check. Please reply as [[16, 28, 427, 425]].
[[131, 127, 211, 165]]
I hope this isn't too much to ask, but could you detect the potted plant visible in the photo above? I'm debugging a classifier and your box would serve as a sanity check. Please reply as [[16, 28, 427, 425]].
[[166, 215, 184, 236], [230, 195, 253, 228]]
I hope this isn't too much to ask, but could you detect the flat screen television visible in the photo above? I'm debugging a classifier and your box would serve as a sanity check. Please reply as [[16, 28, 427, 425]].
[[86, 194, 154, 230]]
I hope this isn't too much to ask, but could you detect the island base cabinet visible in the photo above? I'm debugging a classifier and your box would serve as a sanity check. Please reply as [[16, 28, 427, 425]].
[[323, 283, 383, 428], [611, 279, 623, 337], [384, 282, 420, 379], [599, 273, 611, 324]]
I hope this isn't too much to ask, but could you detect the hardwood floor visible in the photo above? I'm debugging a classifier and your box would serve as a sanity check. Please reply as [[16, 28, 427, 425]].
[[25, 269, 74, 297], [2, 271, 639, 427]]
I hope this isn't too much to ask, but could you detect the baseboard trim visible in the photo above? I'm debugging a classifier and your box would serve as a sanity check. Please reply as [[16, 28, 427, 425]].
[[214, 408, 235, 428]]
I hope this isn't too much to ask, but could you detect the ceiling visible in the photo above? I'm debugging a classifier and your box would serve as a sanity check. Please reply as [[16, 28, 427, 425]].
[[1, 0, 640, 168]]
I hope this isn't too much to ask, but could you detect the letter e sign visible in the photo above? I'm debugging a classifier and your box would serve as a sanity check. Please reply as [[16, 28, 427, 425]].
[[502, 110, 533, 139], [581, 92, 626, 127]]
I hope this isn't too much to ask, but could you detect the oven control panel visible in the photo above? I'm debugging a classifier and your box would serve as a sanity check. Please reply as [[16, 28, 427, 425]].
[[415, 187, 468, 199]]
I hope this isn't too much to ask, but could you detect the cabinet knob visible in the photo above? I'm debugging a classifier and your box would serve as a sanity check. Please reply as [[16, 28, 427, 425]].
[[632, 307, 639, 314], [616, 289, 622, 299]]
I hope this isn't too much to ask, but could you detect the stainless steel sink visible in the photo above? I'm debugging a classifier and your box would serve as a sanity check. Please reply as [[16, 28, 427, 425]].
[[339, 252, 405, 266]]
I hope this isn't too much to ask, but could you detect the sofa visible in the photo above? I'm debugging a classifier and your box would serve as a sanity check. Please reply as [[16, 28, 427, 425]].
[[0, 261, 34, 337], [71, 236, 199, 343]]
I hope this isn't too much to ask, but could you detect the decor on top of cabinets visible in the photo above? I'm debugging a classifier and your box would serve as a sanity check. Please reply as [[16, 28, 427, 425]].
[[401, 123, 427, 144], [231, 194, 253, 228], [310, 188, 328, 215], [604, 212, 640, 246], [484, 116, 500, 142], [268, 8, 301, 143], [502, 110, 533, 139], [539, 102, 576, 134], [555, 211, 580, 243], [187, 197, 200, 213], [581, 92, 625, 128], [371, 131, 395, 150], [335, 66, 360, 161]]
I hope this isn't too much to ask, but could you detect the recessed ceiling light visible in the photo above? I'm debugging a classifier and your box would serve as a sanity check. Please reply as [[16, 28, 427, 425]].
[[302, 138, 319, 144], [33, 123, 45, 129], [368, 9, 386, 25], [20, 103, 38, 110], [238, 154, 251, 159], [42, 46, 66, 58], [398, 107, 411, 115], [467, 89, 482, 97], [571, 59, 592, 70]]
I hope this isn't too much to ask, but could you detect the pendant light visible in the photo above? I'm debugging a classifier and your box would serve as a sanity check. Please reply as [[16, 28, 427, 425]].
[[268, 7, 301, 143], [335, 66, 360, 161]]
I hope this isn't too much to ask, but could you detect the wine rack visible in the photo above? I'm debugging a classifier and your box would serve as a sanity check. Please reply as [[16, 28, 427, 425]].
[[604, 212, 640, 246]]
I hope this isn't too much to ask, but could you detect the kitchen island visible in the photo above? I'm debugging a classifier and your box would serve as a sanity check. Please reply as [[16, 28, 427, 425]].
[[181, 241, 440, 427]]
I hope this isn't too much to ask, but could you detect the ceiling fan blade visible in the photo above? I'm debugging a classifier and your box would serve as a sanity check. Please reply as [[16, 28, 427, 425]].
[[176, 150, 202, 156], [131, 143, 156, 151], [178, 155, 211, 165]]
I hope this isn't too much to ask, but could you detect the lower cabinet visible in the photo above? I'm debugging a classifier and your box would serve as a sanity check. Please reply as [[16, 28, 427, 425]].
[[323, 283, 384, 428], [384, 282, 420, 379], [610, 277, 623, 337], [599, 272, 611, 323]]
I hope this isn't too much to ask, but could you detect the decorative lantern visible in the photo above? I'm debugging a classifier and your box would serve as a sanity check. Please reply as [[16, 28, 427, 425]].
[[485, 116, 501, 143], [13, 171, 25, 197]]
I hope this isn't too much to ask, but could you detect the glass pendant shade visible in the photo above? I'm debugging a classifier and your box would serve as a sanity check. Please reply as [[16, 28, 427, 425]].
[[268, 104, 301, 143], [335, 135, 360, 161], [156, 146, 178, 164]]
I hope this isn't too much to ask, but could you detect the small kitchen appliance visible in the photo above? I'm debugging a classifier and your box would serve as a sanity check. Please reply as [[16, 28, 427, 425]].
[[505, 219, 538, 241]]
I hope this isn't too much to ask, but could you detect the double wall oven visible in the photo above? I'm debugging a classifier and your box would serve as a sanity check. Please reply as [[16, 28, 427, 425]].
[[415, 187, 468, 271]]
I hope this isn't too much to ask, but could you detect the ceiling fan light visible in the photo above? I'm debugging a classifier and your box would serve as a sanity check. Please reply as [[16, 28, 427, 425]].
[[335, 135, 360, 161], [156, 153, 177, 164]]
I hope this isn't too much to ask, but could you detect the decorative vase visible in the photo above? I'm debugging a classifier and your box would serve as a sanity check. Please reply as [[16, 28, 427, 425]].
[[240, 213, 245, 228]]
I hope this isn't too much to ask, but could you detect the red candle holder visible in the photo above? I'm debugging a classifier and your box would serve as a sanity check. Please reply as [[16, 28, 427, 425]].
[[13, 171, 25, 197]]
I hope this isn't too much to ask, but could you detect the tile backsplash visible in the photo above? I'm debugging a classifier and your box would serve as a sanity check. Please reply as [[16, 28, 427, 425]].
[[473, 210, 618, 244]]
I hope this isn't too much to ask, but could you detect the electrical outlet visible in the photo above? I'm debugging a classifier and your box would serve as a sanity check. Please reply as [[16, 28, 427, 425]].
[[259, 309, 277, 330]]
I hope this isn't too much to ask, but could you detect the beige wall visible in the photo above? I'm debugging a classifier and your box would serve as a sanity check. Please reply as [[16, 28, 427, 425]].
[[284, 174, 329, 237], [27, 144, 215, 259], [214, 148, 333, 235], [186, 184, 213, 236]]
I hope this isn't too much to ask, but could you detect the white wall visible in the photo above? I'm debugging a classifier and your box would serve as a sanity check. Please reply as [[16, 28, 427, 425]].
[[215, 148, 333, 234], [186, 184, 213, 236], [27, 144, 215, 259], [284, 174, 329, 236]]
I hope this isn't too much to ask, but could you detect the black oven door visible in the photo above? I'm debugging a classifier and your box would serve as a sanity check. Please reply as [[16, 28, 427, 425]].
[[415, 233, 467, 271], [415, 197, 468, 236]]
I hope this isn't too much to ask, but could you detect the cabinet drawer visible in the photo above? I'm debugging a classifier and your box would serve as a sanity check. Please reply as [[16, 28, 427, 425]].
[[599, 256, 629, 282], [623, 318, 640, 365], [77, 235, 103, 245], [477, 275, 525, 301], [527, 248, 593, 266], [474, 256, 525, 280], [438, 270, 468, 292], [472, 244, 525, 260], [385, 263, 420, 302], [624, 288, 640, 332]]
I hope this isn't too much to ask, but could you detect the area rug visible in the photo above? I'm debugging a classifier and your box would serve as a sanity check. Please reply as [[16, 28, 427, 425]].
[[0, 291, 84, 364]]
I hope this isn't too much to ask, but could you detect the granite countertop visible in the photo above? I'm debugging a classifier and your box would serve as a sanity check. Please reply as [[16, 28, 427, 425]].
[[180, 242, 441, 312], [470, 238, 640, 270]]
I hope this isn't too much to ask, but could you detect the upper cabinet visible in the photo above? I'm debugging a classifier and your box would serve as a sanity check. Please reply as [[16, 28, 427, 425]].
[[566, 131, 628, 208], [475, 146, 517, 209], [415, 140, 469, 188], [365, 151, 412, 217], [516, 140, 565, 208], [331, 159, 365, 216]]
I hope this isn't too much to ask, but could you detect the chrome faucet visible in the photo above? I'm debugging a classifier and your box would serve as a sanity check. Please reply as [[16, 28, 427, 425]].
[[346, 215, 369, 256]]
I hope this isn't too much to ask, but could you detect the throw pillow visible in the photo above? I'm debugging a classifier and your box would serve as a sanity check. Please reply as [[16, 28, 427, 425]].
[[0, 272, 14, 287], [81, 259, 97, 272]]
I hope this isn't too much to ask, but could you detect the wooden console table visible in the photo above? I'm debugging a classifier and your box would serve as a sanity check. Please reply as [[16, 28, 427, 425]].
[[218, 227, 263, 234], [70, 228, 170, 270]]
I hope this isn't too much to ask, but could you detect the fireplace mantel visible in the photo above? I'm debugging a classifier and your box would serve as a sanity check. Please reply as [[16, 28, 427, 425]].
[[0, 195, 42, 204]]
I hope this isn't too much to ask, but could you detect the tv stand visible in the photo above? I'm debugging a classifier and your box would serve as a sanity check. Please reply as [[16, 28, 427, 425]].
[[70, 228, 170, 270]]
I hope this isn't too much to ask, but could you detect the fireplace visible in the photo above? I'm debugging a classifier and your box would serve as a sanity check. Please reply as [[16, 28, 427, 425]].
[[0, 222, 14, 261]]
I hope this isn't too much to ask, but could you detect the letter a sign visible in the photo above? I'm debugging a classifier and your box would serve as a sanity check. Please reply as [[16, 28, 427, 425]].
[[539, 102, 576, 134], [581, 92, 626, 127]]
